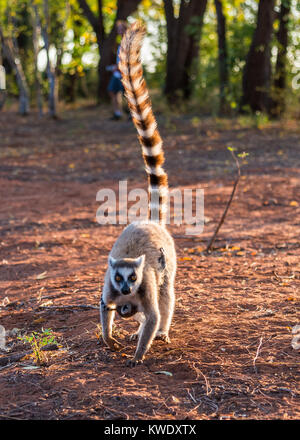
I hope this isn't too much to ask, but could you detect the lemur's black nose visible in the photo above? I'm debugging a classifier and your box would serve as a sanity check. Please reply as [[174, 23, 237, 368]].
[[121, 286, 131, 295]]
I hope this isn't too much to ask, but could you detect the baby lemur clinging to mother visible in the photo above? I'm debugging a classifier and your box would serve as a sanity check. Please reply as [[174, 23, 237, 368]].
[[100, 21, 176, 367]]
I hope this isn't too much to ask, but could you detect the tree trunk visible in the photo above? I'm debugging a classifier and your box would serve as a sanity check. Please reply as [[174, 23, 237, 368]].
[[54, 3, 69, 107], [32, 1, 57, 117], [0, 45, 6, 110], [241, 0, 276, 113], [31, 5, 43, 116], [96, 31, 117, 102], [0, 27, 30, 115], [164, 0, 208, 103], [42, 0, 57, 118], [77, 0, 142, 103], [214, 0, 229, 114], [270, 0, 291, 117]]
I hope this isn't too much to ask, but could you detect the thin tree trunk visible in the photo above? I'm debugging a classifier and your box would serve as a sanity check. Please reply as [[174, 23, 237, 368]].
[[0, 26, 30, 115], [0, 65, 6, 111], [42, 0, 57, 118], [214, 0, 229, 114], [241, 0, 276, 113], [55, 48, 62, 106], [270, 0, 291, 117], [54, 3, 69, 107], [33, 1, 57, 117], [31, 4, 43, 116], [0, 46, 6, 110]]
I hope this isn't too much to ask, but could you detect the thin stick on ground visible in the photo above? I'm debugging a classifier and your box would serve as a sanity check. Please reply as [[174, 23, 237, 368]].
[[253, 336, 264, 374], [206, 148, 241, 253], [37, 304, 98, 311], [198, 369, 212, 396], [0, 343, 59, 367], [192, 362, 212, 396]]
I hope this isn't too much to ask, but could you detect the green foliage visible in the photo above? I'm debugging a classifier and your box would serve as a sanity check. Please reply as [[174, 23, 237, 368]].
[[18, 328, 57, 365], [0, 0, 298, 115], [237, 111, 271, 129], [193, 2, 257, 114]]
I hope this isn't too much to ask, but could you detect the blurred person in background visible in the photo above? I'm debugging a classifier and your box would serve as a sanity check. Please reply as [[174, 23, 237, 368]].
[[107, 21, 127, 120]]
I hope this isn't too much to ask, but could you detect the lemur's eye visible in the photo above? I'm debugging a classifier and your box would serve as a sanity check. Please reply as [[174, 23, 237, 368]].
[[115, 274, 122, 282], [129, 274, 137, 282]]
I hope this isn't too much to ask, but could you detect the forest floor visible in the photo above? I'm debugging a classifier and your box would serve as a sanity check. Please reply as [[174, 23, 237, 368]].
[[0, 106, 299, 420]]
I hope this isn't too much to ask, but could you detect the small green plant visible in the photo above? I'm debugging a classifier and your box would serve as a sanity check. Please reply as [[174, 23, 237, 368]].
[[191, 116, 201, 136], [18, 328, 57, 365], [253, 111, 270, 129]]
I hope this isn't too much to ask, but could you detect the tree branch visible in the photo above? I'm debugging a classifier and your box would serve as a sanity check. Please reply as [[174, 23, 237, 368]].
[[106, 0, 142, 46], [115, 0, 142, 21], [97, 0, 105, 41]]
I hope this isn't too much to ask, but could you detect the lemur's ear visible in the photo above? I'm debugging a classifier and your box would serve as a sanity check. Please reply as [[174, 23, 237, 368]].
[[109, 256, 117, 268], [135, 254, 145, 268]]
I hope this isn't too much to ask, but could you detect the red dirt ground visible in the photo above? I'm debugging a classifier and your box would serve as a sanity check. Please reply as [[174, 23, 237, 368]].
[[0, 107, 299, 420]]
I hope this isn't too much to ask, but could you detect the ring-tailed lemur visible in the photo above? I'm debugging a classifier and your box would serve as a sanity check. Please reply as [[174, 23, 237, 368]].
[[100, 21, 176, 367]]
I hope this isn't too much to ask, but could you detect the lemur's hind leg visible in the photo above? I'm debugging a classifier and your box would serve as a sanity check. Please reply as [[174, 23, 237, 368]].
[[156, 276, 175, 343], [129, 312, 145, 341]]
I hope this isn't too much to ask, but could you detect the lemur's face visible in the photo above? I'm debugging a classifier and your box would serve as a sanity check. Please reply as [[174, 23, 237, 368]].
[[109, 255, 145, 296]]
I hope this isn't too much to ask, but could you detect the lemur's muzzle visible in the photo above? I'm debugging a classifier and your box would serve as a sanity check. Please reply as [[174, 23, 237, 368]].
[[121, 285, 131, 295]]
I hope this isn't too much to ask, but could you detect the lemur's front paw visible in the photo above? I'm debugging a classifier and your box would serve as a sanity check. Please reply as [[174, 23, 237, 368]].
[[126, 358, 143, 368], [104, 337, 123, 351], [155, 332, 171, 343]]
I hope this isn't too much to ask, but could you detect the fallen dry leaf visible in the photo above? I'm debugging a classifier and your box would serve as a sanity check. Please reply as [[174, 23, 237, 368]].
[[33, 317, 46, 324], [154, 371, 173, 377], [36, 271, 47, 280]]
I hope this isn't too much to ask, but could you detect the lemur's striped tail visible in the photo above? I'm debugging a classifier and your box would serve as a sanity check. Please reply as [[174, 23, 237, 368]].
[[118, 21, 168, 225]]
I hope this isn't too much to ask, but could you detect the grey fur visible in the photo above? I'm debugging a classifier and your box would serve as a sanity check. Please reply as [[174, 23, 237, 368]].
[[100, 221, 176, 366]]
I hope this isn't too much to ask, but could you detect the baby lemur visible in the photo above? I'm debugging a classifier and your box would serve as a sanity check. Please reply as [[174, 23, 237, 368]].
[[100, 21, 176, 367]]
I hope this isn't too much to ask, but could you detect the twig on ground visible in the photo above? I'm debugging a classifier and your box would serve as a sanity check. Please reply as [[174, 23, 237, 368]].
[[99, 403, 129, 420], [187, 402, 202, 414], [198, 369, 212, 396], [206, 148, 241, 253], [154, 396, 172, 414], [0, 350, 31, 366], [38, 304, 98, 311], [191, 362, 212, 396], [0, 343, 59, 367], [0, 413, 21, 420], [187, 389, 197, 404], [273, 270, 295, 280], [253, 336, 263, 373]]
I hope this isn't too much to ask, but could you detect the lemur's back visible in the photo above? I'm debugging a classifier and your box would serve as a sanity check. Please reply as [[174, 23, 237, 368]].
[[110, 222, 176, 275]]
